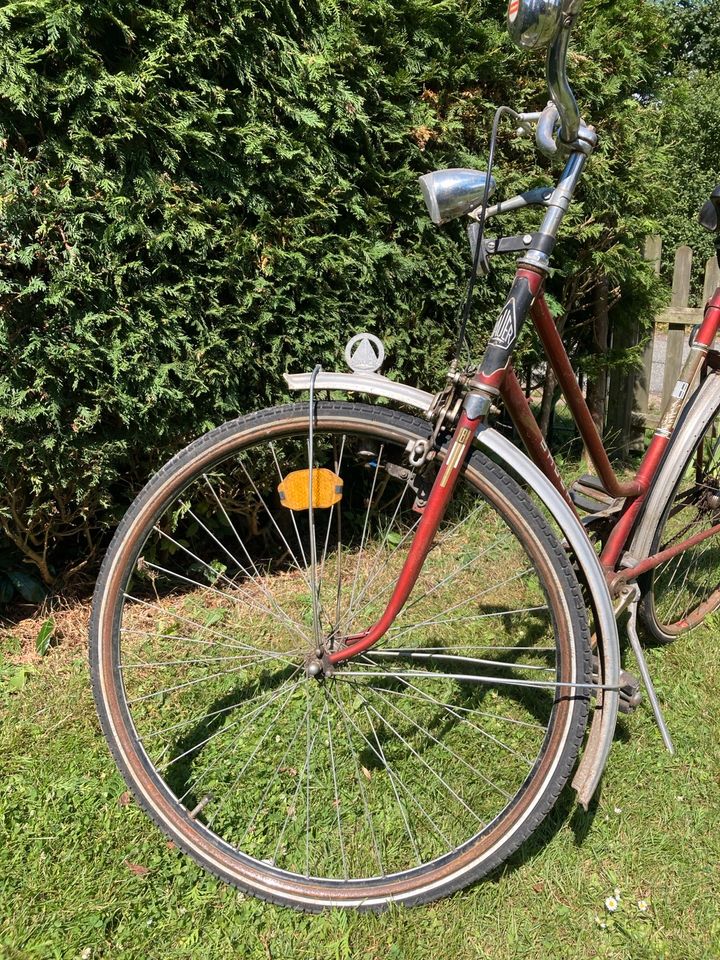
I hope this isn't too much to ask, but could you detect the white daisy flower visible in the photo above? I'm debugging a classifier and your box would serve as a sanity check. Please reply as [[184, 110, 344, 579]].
[[605, 896, 619, 913], [637, 899, 649, 913]]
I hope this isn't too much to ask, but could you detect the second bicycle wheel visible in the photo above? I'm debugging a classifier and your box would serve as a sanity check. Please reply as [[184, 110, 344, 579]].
[[639, 380, 720, 641], [90, 401, 591, 910]]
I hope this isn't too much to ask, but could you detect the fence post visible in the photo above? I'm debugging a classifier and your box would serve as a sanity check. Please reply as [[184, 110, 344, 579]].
[[661, 245, 692, 410], [703, 256, 720, 308], [606, 235, 661, 456]]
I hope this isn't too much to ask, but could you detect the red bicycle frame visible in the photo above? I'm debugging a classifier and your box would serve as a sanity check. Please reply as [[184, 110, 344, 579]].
[[329, 269, 720, 668]]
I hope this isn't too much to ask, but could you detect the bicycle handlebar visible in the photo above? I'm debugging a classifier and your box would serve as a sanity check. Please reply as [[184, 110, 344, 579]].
[[545, 20, 580, 146]]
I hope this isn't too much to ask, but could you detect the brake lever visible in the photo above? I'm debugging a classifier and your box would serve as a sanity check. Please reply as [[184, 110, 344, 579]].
[[535, 102, 559, 156]]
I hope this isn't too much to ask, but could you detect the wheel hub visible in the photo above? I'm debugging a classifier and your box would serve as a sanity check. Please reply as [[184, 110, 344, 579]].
[[303, 646, 336, 679]]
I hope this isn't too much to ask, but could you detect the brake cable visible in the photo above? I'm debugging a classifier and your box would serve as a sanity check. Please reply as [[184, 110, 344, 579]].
[[453, 105, 532, 364]]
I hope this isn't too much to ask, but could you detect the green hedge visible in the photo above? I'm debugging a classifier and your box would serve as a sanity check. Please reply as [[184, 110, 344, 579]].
[[0, 0, 670, 589]]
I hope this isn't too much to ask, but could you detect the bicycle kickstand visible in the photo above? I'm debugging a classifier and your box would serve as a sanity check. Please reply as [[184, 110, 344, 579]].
[[621, 583, 675, 754]]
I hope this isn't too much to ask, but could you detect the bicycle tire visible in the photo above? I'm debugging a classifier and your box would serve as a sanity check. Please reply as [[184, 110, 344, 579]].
[[90, 401, 592, 910]]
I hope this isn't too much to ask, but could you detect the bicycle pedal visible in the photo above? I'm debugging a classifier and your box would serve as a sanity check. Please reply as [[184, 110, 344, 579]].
[[618, 669, 643, 715], [591, 658, 643, 714]]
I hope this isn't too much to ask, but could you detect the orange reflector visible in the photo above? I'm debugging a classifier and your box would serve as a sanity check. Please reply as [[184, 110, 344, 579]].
[[278, 468, 343, 511]]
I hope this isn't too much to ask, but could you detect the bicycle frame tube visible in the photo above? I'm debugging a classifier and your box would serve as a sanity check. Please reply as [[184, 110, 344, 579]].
[[600, 285, 720, 570], [528, 295, 643, 498]]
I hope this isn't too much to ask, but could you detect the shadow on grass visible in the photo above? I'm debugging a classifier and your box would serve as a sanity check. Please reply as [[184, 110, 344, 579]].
[[485, 780, 602, 886]]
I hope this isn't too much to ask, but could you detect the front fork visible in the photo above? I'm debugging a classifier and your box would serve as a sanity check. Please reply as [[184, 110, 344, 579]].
[[326, 267, 546, 668]]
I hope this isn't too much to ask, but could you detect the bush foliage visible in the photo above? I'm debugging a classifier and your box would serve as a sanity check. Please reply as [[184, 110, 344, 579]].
[[0, 0, 688, 587]]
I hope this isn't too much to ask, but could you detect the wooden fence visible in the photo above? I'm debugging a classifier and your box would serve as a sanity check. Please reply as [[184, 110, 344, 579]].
[[606, 237, 720, 455]]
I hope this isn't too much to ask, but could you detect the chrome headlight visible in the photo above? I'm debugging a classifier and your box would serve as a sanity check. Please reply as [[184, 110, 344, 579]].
[[418, 168, 497, 226]]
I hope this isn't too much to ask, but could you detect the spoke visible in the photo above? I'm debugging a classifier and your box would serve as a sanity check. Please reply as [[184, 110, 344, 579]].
[[355, 689, 486, 822], [337, 501, 489, 637], [386, 604, 549, 642], [660, 508, 705, 549], [155, 679, 303, 773], [361, 649, 556, 673], [342, 554, 535, 655], [358, 681, 546, 731], [272, 690, 326, 869], [127, 659, 296, 705], [663, 535, 718, 622], [656, 541, 693, 602], [120, 625, 301, 660], [196, 679, 301, 815], [400, 545, 526, 618], [325, 694, 349, 881], [306, 432, 323, 647], [657, 504, 712, 598], [661, 534, 716, 622], [269, 440, 310, 573], [362, 705, 424, 865], [184, 501, 306, 641], [139, 557, 310, 649], [327, 684, 385, 876], [336, 471, 415, 629], [336, 520, 518, 642], [335, 513, 421, 635], [358, 678, 537, 767], [237, 456, 314, 594], [141, 682, 294, 742], [347, 444, 386, 619], [121, 653, 284, 669], [359, 682, 512, 801], [237, 695, 313, 849], [305, 687, 312, 877], [174, 677, 302, 805], [150, 529, 275, 617], [203, 473, 300, 619], [339, 702, 440, 858], [122, 595, 283, 655], [318, 434, 347, 634]]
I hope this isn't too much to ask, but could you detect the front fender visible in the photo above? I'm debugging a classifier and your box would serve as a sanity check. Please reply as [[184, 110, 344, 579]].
[[284, 369, 620, 805], [285, 371, 434, 416]]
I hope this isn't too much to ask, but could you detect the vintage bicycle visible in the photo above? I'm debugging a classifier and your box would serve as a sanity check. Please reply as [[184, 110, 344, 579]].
[[90, 0, 720, 910]]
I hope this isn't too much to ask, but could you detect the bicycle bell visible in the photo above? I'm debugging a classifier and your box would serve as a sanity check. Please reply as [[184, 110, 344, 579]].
[[507, 0, 565, 49]]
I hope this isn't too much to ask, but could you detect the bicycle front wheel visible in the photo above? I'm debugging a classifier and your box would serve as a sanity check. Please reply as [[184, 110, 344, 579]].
[[90, 401, 591, 910]]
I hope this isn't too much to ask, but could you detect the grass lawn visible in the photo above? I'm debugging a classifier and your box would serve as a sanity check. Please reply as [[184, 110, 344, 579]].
[[1, 598, 719, 960]]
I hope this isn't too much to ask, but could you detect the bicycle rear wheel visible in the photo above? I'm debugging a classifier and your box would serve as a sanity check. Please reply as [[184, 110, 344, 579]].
[[638, 377, 720, 641], [90, 402, 591, 910]]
